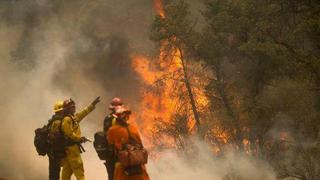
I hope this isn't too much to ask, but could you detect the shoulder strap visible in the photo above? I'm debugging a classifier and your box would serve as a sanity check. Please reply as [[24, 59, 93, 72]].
[[47, 115, 58, 127], [103, 115, 117, 132], [47, 117, 58, 129], [59, 118, 64, 135], [47, 117, 65, 136], [111, 116, 117, 126]]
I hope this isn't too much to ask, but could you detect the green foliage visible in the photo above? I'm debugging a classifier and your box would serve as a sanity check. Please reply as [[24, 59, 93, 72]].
[[151, 0, 320, 178], [199, 0, 320, 178], [151, 0, 197, 54]]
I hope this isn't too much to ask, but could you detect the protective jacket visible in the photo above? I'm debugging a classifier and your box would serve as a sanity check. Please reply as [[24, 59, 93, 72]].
[[107, 122, 150, 180], [61, 104, 95, 180]]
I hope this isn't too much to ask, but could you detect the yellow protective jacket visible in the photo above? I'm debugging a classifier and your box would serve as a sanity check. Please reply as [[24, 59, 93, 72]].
[[61, 104, 95, 142], [61, 104, 95, 180]]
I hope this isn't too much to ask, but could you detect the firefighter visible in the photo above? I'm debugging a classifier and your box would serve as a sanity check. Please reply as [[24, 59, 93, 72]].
[[107, 106, 150, 180], [104, 97, 123, 131], [47, 100, 65, 180], [103, 97, 124, 180], [61, 97, 100, 180]]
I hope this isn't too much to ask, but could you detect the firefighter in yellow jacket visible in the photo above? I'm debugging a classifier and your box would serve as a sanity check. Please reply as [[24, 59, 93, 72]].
[[61, 96, 100, 180]]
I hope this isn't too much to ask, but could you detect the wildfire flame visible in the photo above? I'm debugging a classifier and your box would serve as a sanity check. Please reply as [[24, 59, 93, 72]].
[[131, 0, 212, 151], [132, 53, 183, 139], [132, 51, 210, 149], [132, 0, 270, 156]]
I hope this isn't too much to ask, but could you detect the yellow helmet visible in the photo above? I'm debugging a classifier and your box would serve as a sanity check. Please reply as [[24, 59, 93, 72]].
[[53, 101, 64, 112]]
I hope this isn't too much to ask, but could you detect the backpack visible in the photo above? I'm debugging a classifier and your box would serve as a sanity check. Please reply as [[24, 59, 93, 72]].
[[47, 119, 66, 158], [93, 115, 116, 161], [34, 117, 65, 157], [94, 132, 113, 160], [34, 122, 51, 156], [117, 125, 148, 168]]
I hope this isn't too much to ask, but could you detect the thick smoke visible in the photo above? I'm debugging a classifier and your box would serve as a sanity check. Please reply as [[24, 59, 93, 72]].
[[0, 1, 276, 179], [148, 139, 276, 180], [0, 1, 151, 179]]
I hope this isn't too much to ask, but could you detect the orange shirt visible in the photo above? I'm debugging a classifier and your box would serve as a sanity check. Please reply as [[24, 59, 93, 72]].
[[107, 122, 150, 180]]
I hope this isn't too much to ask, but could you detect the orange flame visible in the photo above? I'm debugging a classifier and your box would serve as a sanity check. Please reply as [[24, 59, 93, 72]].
[[154, 0, 165, 18], [132, 54, 178, 136], [132, 0, 211, 150], [132, 49, 210, 148]]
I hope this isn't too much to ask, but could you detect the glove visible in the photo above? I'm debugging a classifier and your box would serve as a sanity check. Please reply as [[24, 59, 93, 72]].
[[80, 136, 92, 143], [91, 96, 100, 107]]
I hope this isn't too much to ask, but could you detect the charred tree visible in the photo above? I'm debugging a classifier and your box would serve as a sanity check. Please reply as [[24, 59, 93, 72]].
[[178, 47, 201, 132]]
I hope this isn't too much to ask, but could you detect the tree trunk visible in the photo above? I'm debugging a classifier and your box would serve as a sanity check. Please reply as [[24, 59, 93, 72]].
[[177, 47, 201, 136]]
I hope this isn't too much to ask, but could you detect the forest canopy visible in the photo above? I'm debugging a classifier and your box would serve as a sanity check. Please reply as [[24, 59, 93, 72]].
[[150, 0, 320, 179]]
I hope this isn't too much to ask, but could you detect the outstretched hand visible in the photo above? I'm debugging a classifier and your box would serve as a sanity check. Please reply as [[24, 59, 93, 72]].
[[91, 96, 100, 107]]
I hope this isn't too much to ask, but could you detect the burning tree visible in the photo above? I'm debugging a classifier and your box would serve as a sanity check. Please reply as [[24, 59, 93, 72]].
[[148, 0, 248, 154], [151, 0, 202, 134], [136, 0, 320, 179], [132, 0, 211, 152]]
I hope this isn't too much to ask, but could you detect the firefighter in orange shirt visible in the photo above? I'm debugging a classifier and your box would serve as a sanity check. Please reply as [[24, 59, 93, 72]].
[[107, 106, 150, 180]]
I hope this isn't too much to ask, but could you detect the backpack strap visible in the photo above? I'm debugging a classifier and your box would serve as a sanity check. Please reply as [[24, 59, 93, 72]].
[[47, 116, 61, 133], [48, 115, 65, 134], [111, 116, 117, 126], [47, 118, 54, 127], [103, 114, 117, 132], [59, 118, 66, 136]]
